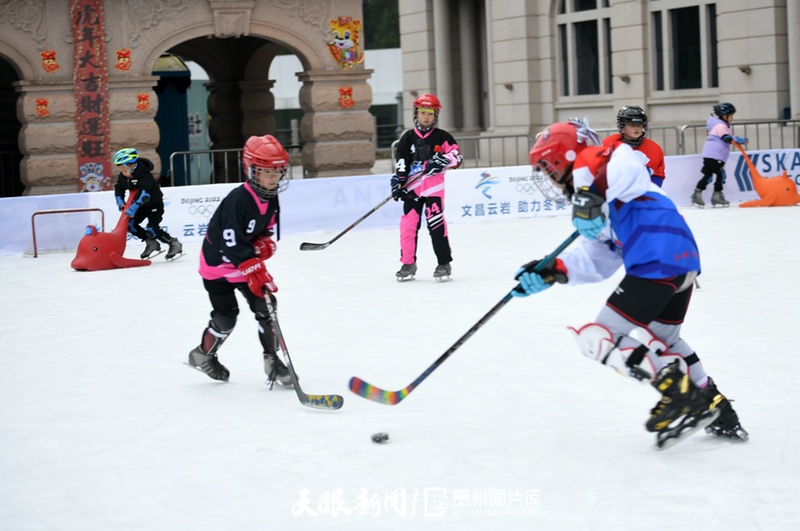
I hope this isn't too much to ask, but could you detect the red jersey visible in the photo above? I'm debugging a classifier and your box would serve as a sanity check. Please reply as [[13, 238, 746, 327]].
[[602, 134, 665, 186]]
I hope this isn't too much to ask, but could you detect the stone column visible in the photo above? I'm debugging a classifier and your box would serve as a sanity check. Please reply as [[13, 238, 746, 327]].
[[207, 81, 244, 151], [240, 79, 277, 139], [16, 81, 78, 195], [433, 0, 454, 130], [107, 78, 160, 174], [459, 1, 480, 132], [206, 80, 244, 183], [297, 69, 375, 178], [788, 1, 800, 120]]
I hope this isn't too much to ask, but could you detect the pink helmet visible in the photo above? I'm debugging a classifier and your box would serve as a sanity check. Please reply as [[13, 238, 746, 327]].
[[242, 135, 289, 199]]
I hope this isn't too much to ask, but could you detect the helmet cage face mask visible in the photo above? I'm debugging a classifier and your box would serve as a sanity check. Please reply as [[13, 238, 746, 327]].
[[248, 165, 288, 199], [532, 159, 573, 201]]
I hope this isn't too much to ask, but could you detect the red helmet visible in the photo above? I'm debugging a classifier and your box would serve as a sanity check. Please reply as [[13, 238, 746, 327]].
[[413, 93, 441, 110], [529, 119, 599, 198], [413, 93, 441, 132], [242, 135, 289, 199]]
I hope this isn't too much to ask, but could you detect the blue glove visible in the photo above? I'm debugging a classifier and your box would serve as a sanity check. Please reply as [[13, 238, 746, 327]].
[[571, 187, 607, 240], [125, 191, 150, 217], [512, 258, 568, 298], [390, 174, 406, 201], [115, 196, 125, 210], [573, 217, 607, 240], [732, 135, 747, 145], [125, 202, 140, 217]]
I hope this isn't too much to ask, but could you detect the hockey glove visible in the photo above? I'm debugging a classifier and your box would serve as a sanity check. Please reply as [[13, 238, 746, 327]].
[[424, 152, 450, 175], [125, 190, 150, 217], [252, 236, 276, 260], [390, 174, 407, 201], [239, 257, 277, 298], [732, 135, 748, 145], [512, 258, 568, 297], [115, 196, 125, 210], [571, 187, 607, 240]]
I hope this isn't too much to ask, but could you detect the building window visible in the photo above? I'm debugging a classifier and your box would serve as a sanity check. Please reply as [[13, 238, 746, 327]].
[[650, 1, 718, 91], [556, 0, 612, 96]]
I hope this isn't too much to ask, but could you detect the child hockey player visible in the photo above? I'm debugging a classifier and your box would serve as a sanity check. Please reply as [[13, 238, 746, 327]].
[[391, 93, 462, 282], [516, 118, 747, 448], [187, 134, 292, 386], [602, 105, 666, 187], [691, 102, 748, 208], [189, 135, 291, 385], [113, 148, 183, 260]]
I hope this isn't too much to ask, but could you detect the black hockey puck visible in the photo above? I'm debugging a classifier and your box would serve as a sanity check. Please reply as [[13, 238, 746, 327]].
[[371, 432, 389, 444]]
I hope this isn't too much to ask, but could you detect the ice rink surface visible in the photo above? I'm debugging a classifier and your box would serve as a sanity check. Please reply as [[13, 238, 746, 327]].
[[2, 204, 799, 530]]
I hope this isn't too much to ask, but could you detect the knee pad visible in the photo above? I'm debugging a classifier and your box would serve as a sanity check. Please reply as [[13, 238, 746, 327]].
[[568, 323, 660, 383], [211, 312, 237, 334]]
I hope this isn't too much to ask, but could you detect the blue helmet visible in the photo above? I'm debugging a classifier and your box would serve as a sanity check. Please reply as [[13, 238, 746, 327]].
[[114, 148, 139, 166]]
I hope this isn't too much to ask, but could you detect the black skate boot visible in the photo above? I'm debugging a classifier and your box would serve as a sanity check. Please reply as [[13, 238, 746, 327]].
[[691, 189, 705, 208], [165, 237, 183, 260], [264, 351, 292, 388], [703, 378, 748, 441], [711, 191, 730, 207], [396, 263, 417, 282], [141, 237, 162, 259], [433, 263, 452, 282], [187, 346, 230, 381], [646, 360, 719, 449]]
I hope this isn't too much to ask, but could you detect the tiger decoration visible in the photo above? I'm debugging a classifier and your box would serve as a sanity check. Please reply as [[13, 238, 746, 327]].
[[327, 16, 365, 70]]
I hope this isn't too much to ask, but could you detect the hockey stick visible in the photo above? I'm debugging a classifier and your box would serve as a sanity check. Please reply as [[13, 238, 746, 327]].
[[263, 289, 344, 410], [349, 231, 581, 405], [299, 171, 425, 251]]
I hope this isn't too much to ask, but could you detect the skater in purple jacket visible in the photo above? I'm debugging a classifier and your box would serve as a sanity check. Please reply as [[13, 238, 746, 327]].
[[691, 103, 748, 208]]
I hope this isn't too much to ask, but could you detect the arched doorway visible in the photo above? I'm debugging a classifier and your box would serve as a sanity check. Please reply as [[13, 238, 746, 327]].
[[0, 56, 22, 197]]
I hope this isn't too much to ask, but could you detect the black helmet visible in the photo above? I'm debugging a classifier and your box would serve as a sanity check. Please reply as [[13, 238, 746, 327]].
[[616, 106, 648, 147], [713, 102, 736, 118]]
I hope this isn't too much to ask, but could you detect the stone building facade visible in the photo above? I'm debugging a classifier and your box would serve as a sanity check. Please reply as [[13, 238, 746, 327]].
[[398, 0, 800, 148], [0, 0, 375, 195]]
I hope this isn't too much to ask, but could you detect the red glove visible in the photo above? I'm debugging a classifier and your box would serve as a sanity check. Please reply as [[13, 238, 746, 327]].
[[238, 257, 278, 298], [252, 236, 276, 259]]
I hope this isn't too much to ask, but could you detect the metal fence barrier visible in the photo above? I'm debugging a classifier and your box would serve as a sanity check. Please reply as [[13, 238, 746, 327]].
[[169, 145, 301, 186], [681, 119, 800, 155], [164, 119, 800, 187], [391, 133, 532, 170]]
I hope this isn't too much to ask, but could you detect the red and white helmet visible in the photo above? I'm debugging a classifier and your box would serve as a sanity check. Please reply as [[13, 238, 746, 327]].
[[242, 134, 289, 199], [413, 93, 442, 132], [529, 118, 600, 199]]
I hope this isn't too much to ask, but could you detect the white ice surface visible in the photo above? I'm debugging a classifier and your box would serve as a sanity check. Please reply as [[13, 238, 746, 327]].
[[1, 205, 799, 530]]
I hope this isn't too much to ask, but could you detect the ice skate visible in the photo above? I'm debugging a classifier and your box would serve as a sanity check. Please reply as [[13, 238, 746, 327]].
[[691, 189, 705, 208], [264, 351, 293, 388], [140, 237, 163, 259], [396, 263, 417, 282], [433, 263, 452, 282], [187, 346, 230, 381], [703, 378, 748, 441], [165, 237, 184, 260], [711, 191, 730, 207], [646, 360, 719, 449]]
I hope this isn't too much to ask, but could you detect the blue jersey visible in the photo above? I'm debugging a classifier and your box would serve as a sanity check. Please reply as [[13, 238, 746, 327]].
[[561, 143, 700, 284]]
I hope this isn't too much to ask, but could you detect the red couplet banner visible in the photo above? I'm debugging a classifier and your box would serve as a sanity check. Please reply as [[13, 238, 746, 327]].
[[71, 0, 113, 192]]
